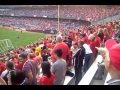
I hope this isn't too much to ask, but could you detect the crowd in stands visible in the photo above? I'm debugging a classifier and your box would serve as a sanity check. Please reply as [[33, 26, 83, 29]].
[[0, 16, 120, 85], [0, 6, 120, 21], [0, 17, 88, 31], [59, 6, 120, 21]]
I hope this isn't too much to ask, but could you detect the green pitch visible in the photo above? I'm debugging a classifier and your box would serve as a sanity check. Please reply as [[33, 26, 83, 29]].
[[0, 27, 46, 48]]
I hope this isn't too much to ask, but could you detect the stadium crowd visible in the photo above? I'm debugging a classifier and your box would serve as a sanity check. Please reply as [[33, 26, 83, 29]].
[[0, 5, 120, 21], [0, 16, 88, 31], [0, 16, 120, 85]]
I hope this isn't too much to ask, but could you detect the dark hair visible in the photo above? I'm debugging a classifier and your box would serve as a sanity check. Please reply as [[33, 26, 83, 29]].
[[19, 54, 27, 59], [36, 43, 39, 46], [41, 61, 51, 78], [54, 48, 63, 58], [11, 70, 25, 85], [90, 30, 93, 34], [82, 33, 86, 37], [32, 48, 35, 52], [79, 41, 84, 46], [6, 61, 14, 70], [74, 42, 78, 46]]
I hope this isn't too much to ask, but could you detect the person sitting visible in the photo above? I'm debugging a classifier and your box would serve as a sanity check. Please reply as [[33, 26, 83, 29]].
[[38, 61, 55, 85]]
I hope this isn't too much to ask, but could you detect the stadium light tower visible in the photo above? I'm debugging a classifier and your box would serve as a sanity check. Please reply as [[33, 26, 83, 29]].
[[58, 5, 60, 33]]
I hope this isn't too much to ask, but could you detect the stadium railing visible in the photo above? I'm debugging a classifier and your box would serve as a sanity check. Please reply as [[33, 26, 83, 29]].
[[78, 55, 103, 85]]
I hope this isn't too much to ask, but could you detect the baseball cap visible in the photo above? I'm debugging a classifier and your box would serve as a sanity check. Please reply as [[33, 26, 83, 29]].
[[105, 39, 120, 70]]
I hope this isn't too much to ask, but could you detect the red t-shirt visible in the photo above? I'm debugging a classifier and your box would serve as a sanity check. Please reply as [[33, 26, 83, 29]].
[[12, 58, 18, 65], [14, 53, 18, 59], [95, 36, 101, 47], [82, 37, 89, 44], [51, 42, 70, 62], [89, 41, 97, 56], [0, 63, 5, 75], [16, 62, 24, 70], [46, 43, 52, 49], [39, 73, 55, 85], [104, 32, 109, 41], [33, 57, 39, 65]]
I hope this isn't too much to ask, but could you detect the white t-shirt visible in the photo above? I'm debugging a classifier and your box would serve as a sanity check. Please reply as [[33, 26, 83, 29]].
[[1, 69, 8, 78], [83, 44, 92, 54], [71, 46, 78, 57]]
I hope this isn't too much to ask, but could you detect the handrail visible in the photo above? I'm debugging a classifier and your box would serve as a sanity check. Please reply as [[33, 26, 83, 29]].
[[78, 55, 103, 85]]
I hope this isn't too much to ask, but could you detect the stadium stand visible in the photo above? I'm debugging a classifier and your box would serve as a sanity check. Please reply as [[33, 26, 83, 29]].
[[0, 5, 120, 85]]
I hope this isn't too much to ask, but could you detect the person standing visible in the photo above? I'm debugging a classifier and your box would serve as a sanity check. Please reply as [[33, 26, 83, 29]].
[[20, 53, 37, 85], [83, 42, 93, 73], [51, 36, 72, 76], [39, 61, 55, 85], [51, 49, 66, 85], [73, 41, 85, 85]]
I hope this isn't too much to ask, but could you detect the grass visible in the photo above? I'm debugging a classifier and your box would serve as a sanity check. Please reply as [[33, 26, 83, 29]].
[[0, 27, 46, 48]]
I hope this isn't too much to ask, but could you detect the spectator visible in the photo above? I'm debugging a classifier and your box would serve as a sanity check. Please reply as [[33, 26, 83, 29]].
[[73, 41, 85, 85], [51, 48, 66, 85], [97, 39, 120, 85], [39, 61, 55, 85], [83, 41, 93, 73], [21, 53, 37, 85], [35, 43, 42, 57], [98, 29, 104, 43], [15, 56, 24, 70], [51, 36, 73, 76], [1, 61, 15, 84], [71, 42, 79, 56], [89, 35, 97, 58], [42, 49, 50, 62], [7, 70, 25, 85], [0, 58, 5, 75], [81, 33, 89, 44]]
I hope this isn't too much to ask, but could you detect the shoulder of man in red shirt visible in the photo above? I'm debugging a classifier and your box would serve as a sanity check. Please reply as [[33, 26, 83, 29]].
[[95, 36, 101, 47], [0, 63, 5, 74], [51, 42, 70, 61]]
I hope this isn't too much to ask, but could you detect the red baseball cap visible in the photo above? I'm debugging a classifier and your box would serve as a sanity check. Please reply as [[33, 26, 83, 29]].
[[105, 39, 120, 70], [105, 39, 117, 51]]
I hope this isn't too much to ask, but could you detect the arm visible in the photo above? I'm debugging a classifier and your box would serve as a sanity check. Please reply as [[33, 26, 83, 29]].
[[27, 70, 33, 83], [22, 62, 33, 84]]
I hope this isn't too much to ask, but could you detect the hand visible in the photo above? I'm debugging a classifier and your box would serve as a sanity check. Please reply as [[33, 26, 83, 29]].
[[7, 72, 12, 85], [95, 47, 110, 62]]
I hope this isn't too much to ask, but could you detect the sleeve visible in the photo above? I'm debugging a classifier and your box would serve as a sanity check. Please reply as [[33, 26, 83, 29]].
[[22, 62, 31, 76], [51, 64, 57, 74]]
